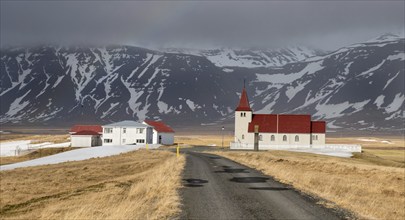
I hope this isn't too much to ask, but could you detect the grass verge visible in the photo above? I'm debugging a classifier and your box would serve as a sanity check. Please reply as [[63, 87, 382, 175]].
[[212, 150, 405, 220], [0, 149, 185, 219]]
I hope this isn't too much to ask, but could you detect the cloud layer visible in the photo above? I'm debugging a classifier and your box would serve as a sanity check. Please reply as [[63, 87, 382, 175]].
[[1, 1, 404, 50]]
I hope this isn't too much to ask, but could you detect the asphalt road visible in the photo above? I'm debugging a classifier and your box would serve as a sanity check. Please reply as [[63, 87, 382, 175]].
[[179, 150, 344, 220]]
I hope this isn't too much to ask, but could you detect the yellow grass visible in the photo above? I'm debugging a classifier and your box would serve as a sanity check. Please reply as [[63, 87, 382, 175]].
[[0, 150, 185, 219], [363, 149, 405, 163], [213, 150, 405, 220], [175, 135, 233, 147], [0, 134, 70, 144]]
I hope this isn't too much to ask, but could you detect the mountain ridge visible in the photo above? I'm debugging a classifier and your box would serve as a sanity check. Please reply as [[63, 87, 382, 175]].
[[1, 36, 404, 131]]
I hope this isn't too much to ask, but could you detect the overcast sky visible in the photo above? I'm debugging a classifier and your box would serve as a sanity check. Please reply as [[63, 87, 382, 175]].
[[1, 1, 404, 50]]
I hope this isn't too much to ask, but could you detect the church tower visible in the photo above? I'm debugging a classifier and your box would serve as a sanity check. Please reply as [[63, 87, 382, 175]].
[[234, 86, 252, 143]]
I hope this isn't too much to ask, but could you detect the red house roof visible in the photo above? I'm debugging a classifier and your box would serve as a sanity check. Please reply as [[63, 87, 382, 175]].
[[235, 87, 252, 111], [144, 120, 175, 133], [311, 121, 326, 133], [72, 130, 100, 136], [70, 125, 102, 134], [248, 114, 322, 134]]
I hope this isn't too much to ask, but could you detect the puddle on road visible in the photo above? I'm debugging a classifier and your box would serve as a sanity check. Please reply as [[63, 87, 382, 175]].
[[183, 178, 209, 187], [229, 177, 269, 183], [249, 186, 290, 191]]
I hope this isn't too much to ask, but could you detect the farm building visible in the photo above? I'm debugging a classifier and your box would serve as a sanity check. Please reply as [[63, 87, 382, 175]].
[[143, 120, 175, 145], [70, 125, 102, 147], [231, 86, 326, 149], [102, 120, 153, 146]]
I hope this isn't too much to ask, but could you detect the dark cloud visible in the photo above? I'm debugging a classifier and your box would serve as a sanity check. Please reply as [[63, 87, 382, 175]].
[[1, 1, 404, 50]]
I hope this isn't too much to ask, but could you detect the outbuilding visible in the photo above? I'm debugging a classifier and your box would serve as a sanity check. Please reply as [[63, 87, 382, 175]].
[[70, 125, 103, 147], [143, 120, 175, 145]]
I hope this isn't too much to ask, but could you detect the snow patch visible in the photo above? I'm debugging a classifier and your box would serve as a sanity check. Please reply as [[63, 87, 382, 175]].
[[374, 95, 385, 108], [186, 100, 196, 111], [385, 93, 404, 113], [0, 144, 161, 171]]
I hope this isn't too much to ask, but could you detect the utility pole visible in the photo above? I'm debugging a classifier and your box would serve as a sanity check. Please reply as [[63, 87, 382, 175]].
[[221, 126, 225, 148], [254, 125, 259, 151]]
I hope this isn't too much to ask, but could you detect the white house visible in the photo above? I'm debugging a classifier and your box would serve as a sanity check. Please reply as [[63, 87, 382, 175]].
[[143, 120, 175, 145], [102, 121, 153, 146], [69, 125, 103, 147], [231, 86, 327, 149]]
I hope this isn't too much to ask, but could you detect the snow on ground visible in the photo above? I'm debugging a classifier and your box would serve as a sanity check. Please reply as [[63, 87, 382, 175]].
[[0, 144, 160, 171], [256, 60, 324, 84], [283, 148, 353, 158], [0, 140, 72, 157], [357, 138, 393, 144], [1, 140, 31, 157]]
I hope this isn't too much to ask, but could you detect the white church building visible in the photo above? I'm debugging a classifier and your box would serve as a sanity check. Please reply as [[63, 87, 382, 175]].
[[231, 86, 327, 150]]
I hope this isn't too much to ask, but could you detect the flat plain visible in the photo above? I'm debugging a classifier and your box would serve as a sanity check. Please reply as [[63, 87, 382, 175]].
[[0, 150, 185, 219]]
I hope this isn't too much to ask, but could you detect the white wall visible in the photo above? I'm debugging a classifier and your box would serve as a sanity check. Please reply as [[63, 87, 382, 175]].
[[234, 110, 253, 144], [71, 135, 99, 147], [158, 133, 174, 145], [241, 133, 311, 147], [311, 133, 326, 145], [102, 126, 152, 146], [151, 129, 158, 144]]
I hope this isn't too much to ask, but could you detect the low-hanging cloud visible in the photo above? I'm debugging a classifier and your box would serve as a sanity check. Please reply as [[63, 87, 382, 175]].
[[1, 1, 404, 50]]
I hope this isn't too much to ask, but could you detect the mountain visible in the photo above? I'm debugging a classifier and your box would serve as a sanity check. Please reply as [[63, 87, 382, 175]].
[[0, 35, 404, 131], [247, 36, 404, 131], [163, 47, 323, 68]]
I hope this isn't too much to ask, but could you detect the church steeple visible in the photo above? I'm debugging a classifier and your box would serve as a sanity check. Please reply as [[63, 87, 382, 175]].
[[235, 86, 252, 111]]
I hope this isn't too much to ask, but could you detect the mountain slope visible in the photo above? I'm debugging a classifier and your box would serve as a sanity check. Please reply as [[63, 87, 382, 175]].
[[164, 47, 323, 68], [0, 37, 403, 131], [250, 37, 404, 131]]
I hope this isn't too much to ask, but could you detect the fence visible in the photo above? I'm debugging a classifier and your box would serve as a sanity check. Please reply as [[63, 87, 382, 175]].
[[229, 142, 362, 152]]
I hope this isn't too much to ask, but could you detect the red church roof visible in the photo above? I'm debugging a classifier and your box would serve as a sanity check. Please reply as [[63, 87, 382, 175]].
[[144, 120, 175, 133], [311, 121, 326, 133], [70, 125, 102, 134], [248, 114, 324, 134], [248, 114, 277, 133], [278, 115, 311, 133], [235, 87, 252, 111]]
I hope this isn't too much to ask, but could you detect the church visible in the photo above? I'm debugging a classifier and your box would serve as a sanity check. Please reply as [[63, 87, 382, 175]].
[[231, 86, 326, 150]]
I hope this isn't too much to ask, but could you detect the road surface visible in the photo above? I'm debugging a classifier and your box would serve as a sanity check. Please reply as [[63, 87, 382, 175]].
[[180, 150, 345, 220]]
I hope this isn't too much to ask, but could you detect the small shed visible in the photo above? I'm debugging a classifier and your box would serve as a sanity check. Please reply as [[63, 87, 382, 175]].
[[70, 125, 102, 147], [143, 120, 175, 145]]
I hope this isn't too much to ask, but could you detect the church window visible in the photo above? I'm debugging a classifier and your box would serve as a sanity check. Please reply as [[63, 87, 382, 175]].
[[295, 135, 299, 142], [271, 135, 275, 141], [283, 135, 287, 142], [259, 135, 262, 141], [242, 134, 244, 140]]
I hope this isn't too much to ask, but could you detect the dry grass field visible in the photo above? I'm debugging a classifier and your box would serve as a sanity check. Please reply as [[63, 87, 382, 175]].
[[175, 135, 234, 147], [0, 150, 185, 219], [211, 135, 405, 220]]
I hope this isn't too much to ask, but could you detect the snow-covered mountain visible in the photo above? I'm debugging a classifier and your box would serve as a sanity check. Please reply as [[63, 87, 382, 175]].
[[1, 35, 404, 131], [164, 47, 323, 68]]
